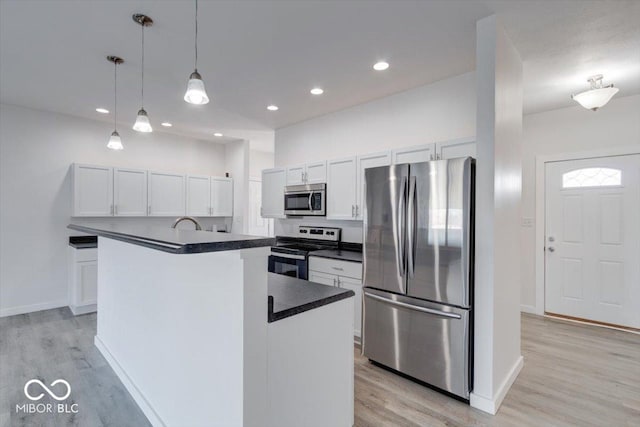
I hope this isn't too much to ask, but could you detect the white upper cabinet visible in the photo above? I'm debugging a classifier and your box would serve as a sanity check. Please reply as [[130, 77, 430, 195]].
[[437, 137, 476, 159], [327, 157, 358, 220], [392, 144, 436, 164], [286, 161, 327, 185], [186, 175, 211, 217], [356, 151, 391, 220], [211, 177, 233, 217], [262, 168, 286, 218], [72, 164, 113, 217], [305, 161, 327, 184], [286, 165, 306, 186], [148, 171, 186, 217], [113, 168, 148, 217]]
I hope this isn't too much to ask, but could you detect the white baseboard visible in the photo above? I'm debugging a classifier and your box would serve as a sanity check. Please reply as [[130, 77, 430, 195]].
[[69, 304, 97, 316], [520, 304, 537, 314], [94, 336, 166, 427], [470, 355, 524, 415], [0, 300, 68, 318]]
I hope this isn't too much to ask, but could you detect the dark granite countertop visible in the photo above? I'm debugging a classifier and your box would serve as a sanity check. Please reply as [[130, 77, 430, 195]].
[[68, 223, 274, 254], [69, 235, 98, 249], [308, 249, 363, 263], [267, 273, 354, 323]]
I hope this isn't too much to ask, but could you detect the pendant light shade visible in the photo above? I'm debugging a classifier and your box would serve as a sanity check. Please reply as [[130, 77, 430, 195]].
[[184, 0, 210, 105], [184, 70, 209, 105], [133, 14, 153, 132], [107, 55, 124, 150], [571, 74, 619, 111], [133, 108, 152, 133], [107, 131, 124, 150]]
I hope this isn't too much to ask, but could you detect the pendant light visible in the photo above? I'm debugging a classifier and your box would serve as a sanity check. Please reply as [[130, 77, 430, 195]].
[[571, 74, 619, 111], [107, 56, 124, 150], [184, 0, 210, 105], [132, 14, 153, 132]]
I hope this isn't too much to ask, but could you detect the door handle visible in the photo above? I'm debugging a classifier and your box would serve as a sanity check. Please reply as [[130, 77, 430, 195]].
[[398, 176, 408, 278], [407, 176, 417, 277], [364, 292, 462, 319]]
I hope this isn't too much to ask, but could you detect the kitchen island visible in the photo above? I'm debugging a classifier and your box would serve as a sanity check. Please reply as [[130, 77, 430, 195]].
[[68, 223, 354, 427]]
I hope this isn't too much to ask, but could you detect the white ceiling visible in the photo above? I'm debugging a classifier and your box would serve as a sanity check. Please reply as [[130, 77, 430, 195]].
[[1, 0, 639, 150]]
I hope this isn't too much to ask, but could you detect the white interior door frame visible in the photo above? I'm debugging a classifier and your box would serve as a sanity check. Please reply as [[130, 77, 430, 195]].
[[534, 145, 640, 316]]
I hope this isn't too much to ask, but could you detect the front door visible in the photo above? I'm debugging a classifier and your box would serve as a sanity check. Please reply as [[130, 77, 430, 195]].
[[545, 154, 640, 328]]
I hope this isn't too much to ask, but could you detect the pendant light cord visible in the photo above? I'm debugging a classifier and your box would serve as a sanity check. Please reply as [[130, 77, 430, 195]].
[[194, 0, 198, 71], [141, 23, 145, 108], [114, 61, 118, 130]]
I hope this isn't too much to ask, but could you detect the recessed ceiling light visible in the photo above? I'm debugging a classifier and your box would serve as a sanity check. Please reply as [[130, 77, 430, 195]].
[[310, 87, 324, 95], [214, 132, 223, 137], [161, 122, 173, 127], [267, 105, 279, 111], [373, 61, 389, 71], [96, 108, 109, 114]]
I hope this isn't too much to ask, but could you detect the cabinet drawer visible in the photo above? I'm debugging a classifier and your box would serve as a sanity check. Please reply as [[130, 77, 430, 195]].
[[309, 257, 362, 280]]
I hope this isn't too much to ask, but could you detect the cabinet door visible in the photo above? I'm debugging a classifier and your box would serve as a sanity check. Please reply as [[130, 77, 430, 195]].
[[148, 171, 186, 216], [211, 177, 233, 217], [186, 175, 211, 217], [305, 161, 327, 184], [392, 144, 436, 164], [309, 270, 338, 287], [114, 168, 148, 216], [338, 276, 363, 339], [286, 165, 306, 186], [72, 164, 113, 216], [436, 138, 476, 159], [77, 260, 98, 306], [356, 152, 391, 220], [326, 157, 358, 220], [261, 168, 286, 218]]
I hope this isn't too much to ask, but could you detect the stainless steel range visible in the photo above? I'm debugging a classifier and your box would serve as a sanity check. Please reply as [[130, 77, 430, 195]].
[[268, 226, 341, 280]]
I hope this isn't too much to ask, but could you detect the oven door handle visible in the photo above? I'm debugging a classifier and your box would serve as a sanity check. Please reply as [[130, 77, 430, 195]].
[[270, 252, 306, 260]]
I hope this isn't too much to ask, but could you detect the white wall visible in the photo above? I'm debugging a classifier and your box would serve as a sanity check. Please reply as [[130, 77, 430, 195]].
[[520, 94, 640, 311], [0, 104, 229, 316], [226, 140, 250, 234], [249, 150, 274, 179], [274, 71, 476, 240]]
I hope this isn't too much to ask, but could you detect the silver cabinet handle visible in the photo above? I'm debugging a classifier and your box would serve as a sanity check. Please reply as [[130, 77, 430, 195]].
[[351, 205, 355, 217], [430, 154, 434, 161], [147, 206, 151, 215], [114, 205, 118, 215], [333, 277, 337, 286], [110, 205, 114, 215], [355, 205, 359, 217], [364, 292, 462, 319], [332, 267, 344, 271]]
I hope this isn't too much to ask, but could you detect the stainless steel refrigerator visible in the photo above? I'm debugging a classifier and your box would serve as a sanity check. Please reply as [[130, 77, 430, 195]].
[[361, 157, 474, 400]]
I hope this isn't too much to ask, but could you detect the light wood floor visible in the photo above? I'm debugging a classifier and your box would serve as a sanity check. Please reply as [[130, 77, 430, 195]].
[[1, 310, 638, 426]]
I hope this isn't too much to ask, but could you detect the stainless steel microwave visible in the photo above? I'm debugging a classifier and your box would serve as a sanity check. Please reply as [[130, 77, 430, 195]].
[[284, 183, 326, 216]]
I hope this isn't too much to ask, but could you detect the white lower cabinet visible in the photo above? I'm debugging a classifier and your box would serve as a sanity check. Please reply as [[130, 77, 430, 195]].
[[309, 256, 363, 339], [68, 246, 98, 315]]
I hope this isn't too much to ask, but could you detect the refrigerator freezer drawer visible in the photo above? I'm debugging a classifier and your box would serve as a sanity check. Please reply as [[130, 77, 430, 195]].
[[361, 288, 471, 399]]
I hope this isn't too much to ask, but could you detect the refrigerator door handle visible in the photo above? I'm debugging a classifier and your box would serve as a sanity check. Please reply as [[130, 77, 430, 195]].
[[364, 292, 462, 319], [397, 176, 408, 278], [407, 176, 417, 277]]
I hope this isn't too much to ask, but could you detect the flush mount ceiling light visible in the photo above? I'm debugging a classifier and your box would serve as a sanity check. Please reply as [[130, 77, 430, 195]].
[[132, 14, 153, 132], [267, 105, 279, 111], [161, 122, 173, 127], [213, 132, 223, 137], [96, 108, 109, 114], [571, 74, 619, 111], [310, 87, 324, 95], [184, 0, 210, 105], [106, 56, 124, 151], [373, 61, 389, 71]]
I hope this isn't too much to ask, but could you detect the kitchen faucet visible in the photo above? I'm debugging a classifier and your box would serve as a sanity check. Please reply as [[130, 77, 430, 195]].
[[172, 216, 203, 231]]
